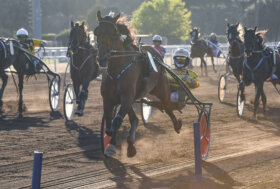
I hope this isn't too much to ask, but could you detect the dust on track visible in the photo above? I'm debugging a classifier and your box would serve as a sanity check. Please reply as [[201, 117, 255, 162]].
[[0, 66, 279, 188]]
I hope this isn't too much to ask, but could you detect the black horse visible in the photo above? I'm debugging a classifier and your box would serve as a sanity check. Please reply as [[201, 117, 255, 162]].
[[0, 39, 58, 118], [190, 27, 216, 76], [240, 27, 280, 120], [67, 21, 99, 116], [226, 23, 244, 83]]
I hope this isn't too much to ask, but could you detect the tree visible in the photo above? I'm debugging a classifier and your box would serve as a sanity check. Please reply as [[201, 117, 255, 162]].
[[132, 0, 191, 42]]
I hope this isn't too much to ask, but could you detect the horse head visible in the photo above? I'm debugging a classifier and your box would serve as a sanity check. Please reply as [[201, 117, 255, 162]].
[[227, 23, 240, 45], [244, 26, 258, 57], [190, 27, 200, 42], [94, 10, 121, 67], [67, 21, 88, 55]]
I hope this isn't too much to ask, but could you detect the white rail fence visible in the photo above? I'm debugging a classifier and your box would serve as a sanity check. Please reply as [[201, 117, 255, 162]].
[[38, 42, 278, 73]]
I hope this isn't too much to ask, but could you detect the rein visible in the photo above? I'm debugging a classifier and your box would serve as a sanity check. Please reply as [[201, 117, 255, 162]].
[[106, 58, 136, 80]]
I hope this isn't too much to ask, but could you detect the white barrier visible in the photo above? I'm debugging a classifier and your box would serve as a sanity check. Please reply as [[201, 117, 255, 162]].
[[37, 42, 278, 72]]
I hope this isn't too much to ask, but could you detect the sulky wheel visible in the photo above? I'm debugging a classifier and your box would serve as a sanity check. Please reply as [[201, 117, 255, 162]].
[[49, 77, 60, 111], [63, 84, 75, 121], [236, 88, 245, 117], [141, 98, 152, 125], [199, 111, 211, 160], [101, 105, 119, 153], [218, 74, 227, 103]]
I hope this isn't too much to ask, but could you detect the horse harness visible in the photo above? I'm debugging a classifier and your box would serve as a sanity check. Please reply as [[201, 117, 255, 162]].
[[244, 51, 270, 81], [70, 46, 97, 71]]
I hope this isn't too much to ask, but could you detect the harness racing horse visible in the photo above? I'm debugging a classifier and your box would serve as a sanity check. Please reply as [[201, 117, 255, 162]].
[[67, 21, 99, 116], [190, 27, 216, 76], [226, 23, 244, 83], [94, 11, 182, 157], [240, 27, 280, 120], [0, 39, 50, 118]]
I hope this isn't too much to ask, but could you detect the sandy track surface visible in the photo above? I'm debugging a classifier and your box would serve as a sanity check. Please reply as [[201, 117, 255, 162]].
[[0, 66, 279, 189]]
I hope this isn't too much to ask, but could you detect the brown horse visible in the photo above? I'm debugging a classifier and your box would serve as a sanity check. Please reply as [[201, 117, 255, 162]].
[[94, 11, 182, 157]]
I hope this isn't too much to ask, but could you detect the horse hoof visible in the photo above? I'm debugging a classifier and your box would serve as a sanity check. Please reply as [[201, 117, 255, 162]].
[[75, 109, 83, 116], [249, 116, 257, 121], [104, 144, 116, 157], [17, 113, 23, 120], [127, 140, 137, 158], [174, 119, 182, 134]]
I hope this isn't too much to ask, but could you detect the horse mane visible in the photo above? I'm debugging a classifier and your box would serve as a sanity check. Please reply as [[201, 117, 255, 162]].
[[116, 16, 136, 46], [237, 24, 244, 42], [256, 30, 268, 40], [193, 27, 201, 38], [256, 30, 268, 48]]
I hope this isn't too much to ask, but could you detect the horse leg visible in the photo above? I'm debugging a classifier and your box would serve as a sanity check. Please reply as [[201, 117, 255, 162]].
[[104, 94, 134, 157], [251, 82, 263, 120], [76, 81, 89, 116], [211, 56, 217, 73], [127, 107, 138, 157], [200, 57, 203, 76], [73, 80, 80, 104], [151, 81, 182, 134], [18, 73, 24, 119], [201, 57, 208, 76], [0, 71, 8, 114], [260, 85, 267, 118]]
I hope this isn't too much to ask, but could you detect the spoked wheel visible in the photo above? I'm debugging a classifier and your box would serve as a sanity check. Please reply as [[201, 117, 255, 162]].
[[141, 98, 152, 125], [236, 88, 245, 117], [218, 74, 227, 103], [199, 111, 211, 160], [49, 78, 60, 111], [63, 84, 75, 121], [101, 105, 119, 153]]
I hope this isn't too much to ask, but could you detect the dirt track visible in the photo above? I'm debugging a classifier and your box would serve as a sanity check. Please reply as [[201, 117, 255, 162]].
[[0, 66, 279, 189]]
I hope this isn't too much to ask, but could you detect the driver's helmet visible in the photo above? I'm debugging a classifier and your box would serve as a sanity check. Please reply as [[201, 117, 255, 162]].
[[16, 28, 28, 42], [277, 42, 280, 51], [152, 35, 162, 43], [210, 33, 217, 40], [173, 48, 190, 69]]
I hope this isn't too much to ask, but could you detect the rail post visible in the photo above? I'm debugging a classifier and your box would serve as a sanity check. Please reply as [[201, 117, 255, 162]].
[[31, 151, 43, 189], [193, 122, 202, 178]]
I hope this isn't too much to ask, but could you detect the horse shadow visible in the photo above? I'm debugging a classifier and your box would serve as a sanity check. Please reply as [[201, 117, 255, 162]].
[[65, 120, 103, 160], [103, 157, 132, 189], [127, 164, 237, 189], [0, 113, 49, 131]]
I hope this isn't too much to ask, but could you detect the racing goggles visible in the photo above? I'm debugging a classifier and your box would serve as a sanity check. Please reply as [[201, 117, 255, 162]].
[[174, 56, 187, 61]]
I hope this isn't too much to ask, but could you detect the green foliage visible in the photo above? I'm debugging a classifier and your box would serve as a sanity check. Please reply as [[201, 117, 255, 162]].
[[132, 0, 191, 41], [42, 33, 56, 41], [56, 29, 70, 46]]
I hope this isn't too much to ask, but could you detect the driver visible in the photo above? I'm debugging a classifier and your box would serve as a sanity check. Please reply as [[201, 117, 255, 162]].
[[152, 35, 166, 58], [169, 48, 199, 110], [16, 28, 45, 72], [209, 33, 221, 57]]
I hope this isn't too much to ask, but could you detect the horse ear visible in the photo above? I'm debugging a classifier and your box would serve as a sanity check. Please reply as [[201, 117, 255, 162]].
[[71, 21, 74, 29], [81, 21, 85, 26], [254, 26, 257, 32], [236, 23, 239, 28], [97, 10, 102, 22], [113, 13, 120, 23]]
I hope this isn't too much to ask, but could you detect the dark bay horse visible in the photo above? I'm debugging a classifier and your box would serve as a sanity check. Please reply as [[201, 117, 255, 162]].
[[241, 27, 280, 120], [67, 21, 99, 116], [94, 11, 182, 157], [190, 27, 216, 76], [0, 39, 42, 118], [226, 23, 244, 83]]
